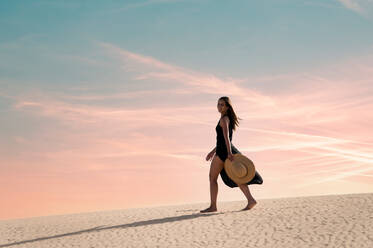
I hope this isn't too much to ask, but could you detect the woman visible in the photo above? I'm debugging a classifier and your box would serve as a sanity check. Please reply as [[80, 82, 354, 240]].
[[200, 96, 263, 213]]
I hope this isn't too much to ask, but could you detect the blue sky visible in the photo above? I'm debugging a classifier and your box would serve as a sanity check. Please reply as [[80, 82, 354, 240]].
[[1, 0, 373, 220], [2, 0, 373, 81]]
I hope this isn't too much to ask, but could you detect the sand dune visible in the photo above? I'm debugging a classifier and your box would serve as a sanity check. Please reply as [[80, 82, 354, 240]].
[[0, 193, 372, 248]]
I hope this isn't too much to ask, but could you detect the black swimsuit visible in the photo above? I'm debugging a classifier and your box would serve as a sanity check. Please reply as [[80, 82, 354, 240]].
[[216, 119, 263, 188]]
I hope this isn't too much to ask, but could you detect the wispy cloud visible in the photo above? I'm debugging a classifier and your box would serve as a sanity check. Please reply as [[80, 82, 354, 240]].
[[295, 165, 373, 187], [98, 42, 276, 106], [12, 97, 213, 127], [336, 0, 373, 17], [337, 0, 363, 13]]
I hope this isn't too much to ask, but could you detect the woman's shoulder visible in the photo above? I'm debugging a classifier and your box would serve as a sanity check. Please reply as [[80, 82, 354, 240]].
[[219, 115, 230, 125]]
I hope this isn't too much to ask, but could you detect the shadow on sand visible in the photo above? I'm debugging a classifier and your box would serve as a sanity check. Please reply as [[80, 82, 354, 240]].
[[0, 211, 224, 247]]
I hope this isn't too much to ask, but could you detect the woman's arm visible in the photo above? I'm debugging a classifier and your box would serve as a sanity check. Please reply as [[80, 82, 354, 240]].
[[220, 116, 232, 155]]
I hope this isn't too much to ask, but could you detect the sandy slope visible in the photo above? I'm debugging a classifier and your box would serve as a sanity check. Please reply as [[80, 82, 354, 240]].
[[0, 193, 372, 248]]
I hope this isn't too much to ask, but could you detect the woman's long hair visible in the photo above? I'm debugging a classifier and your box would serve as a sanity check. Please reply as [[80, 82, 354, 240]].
[[219, 96, 242, 131]]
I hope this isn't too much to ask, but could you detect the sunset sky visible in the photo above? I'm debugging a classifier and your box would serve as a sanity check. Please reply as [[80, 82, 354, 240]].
[[1, 0, 373, 220]]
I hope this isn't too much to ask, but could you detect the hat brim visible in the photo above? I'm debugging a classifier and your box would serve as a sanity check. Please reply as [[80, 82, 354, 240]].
[[223, 154, 256, 185]]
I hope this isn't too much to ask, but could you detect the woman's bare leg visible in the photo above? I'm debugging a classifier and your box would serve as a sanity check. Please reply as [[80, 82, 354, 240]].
[[200, 155, 224, 213], [238, 184, 257, 211]]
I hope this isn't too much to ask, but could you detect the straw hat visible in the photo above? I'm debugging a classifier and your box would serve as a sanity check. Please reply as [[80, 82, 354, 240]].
[[224, 154, 256, 185]]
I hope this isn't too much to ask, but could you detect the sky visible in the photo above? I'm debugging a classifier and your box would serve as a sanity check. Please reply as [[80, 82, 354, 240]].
[[1, 0, 373, 220]]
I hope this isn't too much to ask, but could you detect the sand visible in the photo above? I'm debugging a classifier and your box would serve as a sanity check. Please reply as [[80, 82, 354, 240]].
[[0, 192, 372, 248]]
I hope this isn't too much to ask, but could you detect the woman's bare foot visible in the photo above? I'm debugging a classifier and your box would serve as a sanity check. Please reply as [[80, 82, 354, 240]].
[[200, 206, 217, 213], [241, 200, 257, 211]]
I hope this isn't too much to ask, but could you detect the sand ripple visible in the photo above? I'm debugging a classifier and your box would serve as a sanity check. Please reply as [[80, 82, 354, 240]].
[[0, 193, 372, 247]]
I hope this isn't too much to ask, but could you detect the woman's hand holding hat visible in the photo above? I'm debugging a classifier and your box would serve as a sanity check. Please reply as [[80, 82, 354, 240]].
[[228, 153, 234, 162], [224, 154, 256, 185]]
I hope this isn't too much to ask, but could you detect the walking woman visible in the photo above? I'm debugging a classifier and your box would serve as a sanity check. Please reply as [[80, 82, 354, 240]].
[[200, 96, 263, 213]]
